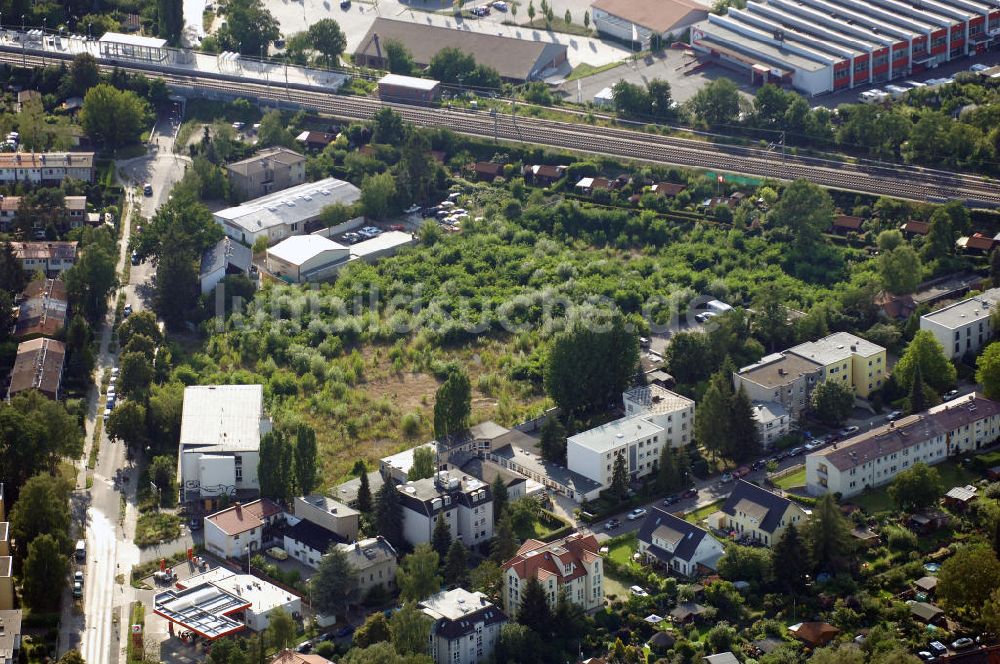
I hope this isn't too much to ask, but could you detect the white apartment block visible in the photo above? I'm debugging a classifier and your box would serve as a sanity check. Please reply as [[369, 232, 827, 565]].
[[501, 533, 603, 618], [920, 288, 1000, 360], [567, 385, 694, 488], [397, 471, 493, 549], [806, 394, 1000, 498], [420, 588, 507, 664]]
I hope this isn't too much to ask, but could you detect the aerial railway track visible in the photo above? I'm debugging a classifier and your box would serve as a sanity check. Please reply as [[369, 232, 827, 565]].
[[2, 45, 997, 206]]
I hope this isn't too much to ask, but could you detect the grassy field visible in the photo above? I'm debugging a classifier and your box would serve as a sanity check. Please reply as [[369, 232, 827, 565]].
[[852, 459, 979, 514], [565, 60, 624, 82], [773, 466, 807, 490], [135, 512, 182, 548], [684, 500, 723, 525]]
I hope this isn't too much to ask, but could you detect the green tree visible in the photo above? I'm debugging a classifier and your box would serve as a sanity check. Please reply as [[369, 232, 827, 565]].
[[372, 107, 408, 145], [64, 243, 117, 321], [991, 248, 1000, 286], [704, 582, 745, 623], [665, 331, 714, 385], [727, 386, 761, 461], [539, 416, 567, 464], [217, 0, 280, 55], [444, 539, 469, 587], [517, 576, 552, 628], [0, 241, 27, 294], [428, 47, 477, 85], [491, 475, 508, 523], [803, 493, 853, 573], [907, 362, 929, 414], [153, 228, 201, 331], [22, 533, 69, 610], [772, 523, 810, 594], [544, 315, 639, 416], [354, 612, 392, 648], [810, 380, 855, 427], [409, 445, 437, 482], [496, 623, 543, 664], [118, 351, 154, 401], [696, 370, 733, 459], [267, 607, 296, 650], [398, 543, 442, 602], [655, 443, 680, 493], [389, 602, 432, 656], [68, 53, 100, 96], [122, 334, 157, 362], [583, 10, 590, 28], [157, 0, 184, 43], [257, 110, 294, 148], [258, 430, 293, 503], [375, 481, 404, 548], [894, 329, 956, 393], [57, 651, 86, 664], [877, 230, 922, 295], [433, 370, 471, 439], [307, 19, 347, 66], [717, 543, 772, 586], [977, 342, 1000, 400], [922, 200, 971, 262], [937, 542, 1000, 627], [610, 453, 629, 500], [888, 462, 943, 512], [150, 455, 176, 503], [117, 311, 162, 349], [769, 179, 835, 248], [0, 394, 83, 496], [0, 291, 13, 345], [10, 473, 71, 550], [80, 84, 148, 149], [490, 510, 519, 563], [690, 77, 741, 127], [385, 39, 415, 75], [312, 545, 359, 615], [470, 560, 503, 604], [431, 512, 452, 560], [361, 171, 398, 220], [356, 465, 373, 515], [293, 424, 318, 495]]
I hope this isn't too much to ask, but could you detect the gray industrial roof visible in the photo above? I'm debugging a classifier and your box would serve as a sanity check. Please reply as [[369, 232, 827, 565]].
[[214, 178, 360, 235]]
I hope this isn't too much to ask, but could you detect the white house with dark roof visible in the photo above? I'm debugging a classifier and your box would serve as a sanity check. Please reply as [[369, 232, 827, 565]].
[[420, 588, 507, 664], [178, 385, 272, 504], [335, 537, 398, 598], [636, 507, 724, 576], [200, 237, 253, 295], [283, 519, 345, 569], [717, 480, 807, 546], [397, 470, 493, 549], [807, 393, 1000, 498]]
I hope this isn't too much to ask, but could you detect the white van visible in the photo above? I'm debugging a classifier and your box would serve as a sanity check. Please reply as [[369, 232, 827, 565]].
[[75, 539, 86, 562], [884, 84, 909, 100]]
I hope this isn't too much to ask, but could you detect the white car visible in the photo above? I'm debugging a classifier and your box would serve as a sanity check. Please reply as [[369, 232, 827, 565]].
[[627, 508, 647, 521], [404, 204, 421, 214], [629, 585, 649, 597]]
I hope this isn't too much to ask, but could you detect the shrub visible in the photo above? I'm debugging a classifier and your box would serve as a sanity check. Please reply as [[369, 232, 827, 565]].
[[401, 412, 421, 437], [885, 526, 918, 552]]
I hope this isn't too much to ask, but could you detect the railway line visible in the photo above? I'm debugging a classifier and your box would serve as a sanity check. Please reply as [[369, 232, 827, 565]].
[[2, 45, 998, 206]]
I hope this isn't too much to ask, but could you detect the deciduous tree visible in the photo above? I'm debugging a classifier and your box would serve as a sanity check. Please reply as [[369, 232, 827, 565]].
[[217, 0, 280, 55], [157, 0, 184, 43], [888, 462, 942, 512], [690, 77, 741, 127], [267, 607, 296, 649], [398, 543, 442, 602], [539, 416, 567, 464], [894, 330, 956, 393], [80, 84, 148, 149], [977, 342, 1000, 400], [293, 424, 318, 495], [810, 380, 855, 427], [312, 545, 359, 615], [490, 510, 518, 563], [409, 445, 437, 481], [258, 430, 293, 503], [118, 351, 154, 401], [307, 19, 347, 66], [937, 542, 1000, 628], [769, 179, 835, 248], [22, 533, 68, 610], [354, 612, 391, 648], [106, 400, 147, 450], [389, 602, 433, 656], [385, 39, 415, 75], [360, 171, 398, 220], [11, 473, 71, 550]]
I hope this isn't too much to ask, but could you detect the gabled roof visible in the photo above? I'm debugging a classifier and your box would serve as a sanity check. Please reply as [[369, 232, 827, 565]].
[[909, 601, 944, 622], [285, 519, 344, 553], [502, 532, 600, 584], [592, 0, 708, 33], [901, 220, 930, 235], [637, 507, 712, 563], [721, 480, 794, 533], [8, 337, 65, 397], [205, 499, 282, 536], [832, 214, 863, 230], [200, 237, 252, 278], [789, 622, 839, 646]]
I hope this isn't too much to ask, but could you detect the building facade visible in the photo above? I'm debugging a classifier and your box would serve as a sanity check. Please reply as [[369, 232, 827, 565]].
[[637, 508, 725, 576], [718, 480, 808, 546], [734, 352, 823, 419], [293, 495, 359, 542], [11, 241, 77, 275], [787, 332, 887, 399], [203, 499, 284, 559], [919, 288, 1000, 359], [226, 147, 307, 201], [336, 537, 398, 599], [592, 0, 709, 48], [501, 533, 603, 618], [807, 393, 1000, 497], [752, 402, 791, 446], [377, 74, 441, 103], [398, 471, 494, 549], [0, 152, 94, 184], [420, 588, 507, 664], [567, 385, 695, 488]]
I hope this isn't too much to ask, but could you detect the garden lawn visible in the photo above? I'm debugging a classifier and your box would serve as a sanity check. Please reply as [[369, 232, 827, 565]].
[[135, 512, 182, 548], [853, 459, 979, 514], [773, 466, 807, 490], [684, 500, 723, 525], [607, 533, 638, 567]]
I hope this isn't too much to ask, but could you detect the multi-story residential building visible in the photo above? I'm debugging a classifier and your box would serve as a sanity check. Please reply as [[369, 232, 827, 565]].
[[734, 352, 823, 419], [717, 480, 808, 546], [203, 499, 284, 559], [0, 558, 12, 610], [501, 533, 603, 618], [787, 332, 887, 399], [14, 278, 67, 339], [0, 152, 95, 184], [178, 385, 272, 505], [0, 609, 22, 664], [752, 402, 791, 446], [567, 385, 694, 488], [7, 338, 65, 401], [335, 537, 398, 599], [0, 195, 89, 233], [920, 288, 1000, 360], [284, 519, 344, 569], [807, 393, 1000, 498], [636, 507, 724, 576], [11, 241, 77, 275], [226, 147, 307, 201], [420, 588, 507, 664], [397, 470, 493, 549]]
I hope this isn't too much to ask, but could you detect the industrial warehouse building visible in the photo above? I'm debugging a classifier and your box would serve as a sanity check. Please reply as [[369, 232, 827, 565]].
[[689, 0, 1000, 95], [355, 18, 569, 81], [592, 0, 709, 48]]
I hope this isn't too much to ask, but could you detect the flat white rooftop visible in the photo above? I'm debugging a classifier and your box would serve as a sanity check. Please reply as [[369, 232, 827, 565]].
[[378, 73, 441, 90], [420, 588, 496, 621], [568, 414, 664, 452], [268, 235, 347, 266], [180, 385, 266, 452], [381, 442, 437, 476], [215, 178, 360, 235], [921, 288, 1000, 329], [788, 332, 884, 365], [98, 32, 167, 48], [351, 230, 415, 258]]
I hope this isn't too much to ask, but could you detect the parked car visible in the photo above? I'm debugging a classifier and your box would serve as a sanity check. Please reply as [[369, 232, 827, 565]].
[[189, 518, 202, 531], [663, 495, 678, 506], [951, 638, 975, 651], [143, 183, 153, 196], [695, 311, 717, 323], [945, 389, 960, 399], [266, 547, 288, 560], [75, 570, 84, 586], [732, 466, 750, 478], [604, 518, 621, 530], [334, 625, 355, 638], [340, 0, 351, 8], [886, 410, 903, 421], [627, 508, 647, 521], [681, 488, 698, 499], [804, 441, 823, 451], [130, 251, 140, 265], [917, 652, 936, 661], [720, 472, 734, 483], [629, 585, 649, 597], [73, 581, 83, 598], [928, 642, 948, 657], [123, 304, 133, 317], [840, 426, 860, 437], [295, 641, 313, 654], [788, 447, 804, 457]]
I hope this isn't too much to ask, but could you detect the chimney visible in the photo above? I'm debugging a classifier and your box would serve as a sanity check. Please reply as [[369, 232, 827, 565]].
[[234, 502, 242, 516]]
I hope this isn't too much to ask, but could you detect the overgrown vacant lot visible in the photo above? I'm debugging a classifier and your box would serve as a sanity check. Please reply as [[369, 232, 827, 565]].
[[185, 210, 865, 484]]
